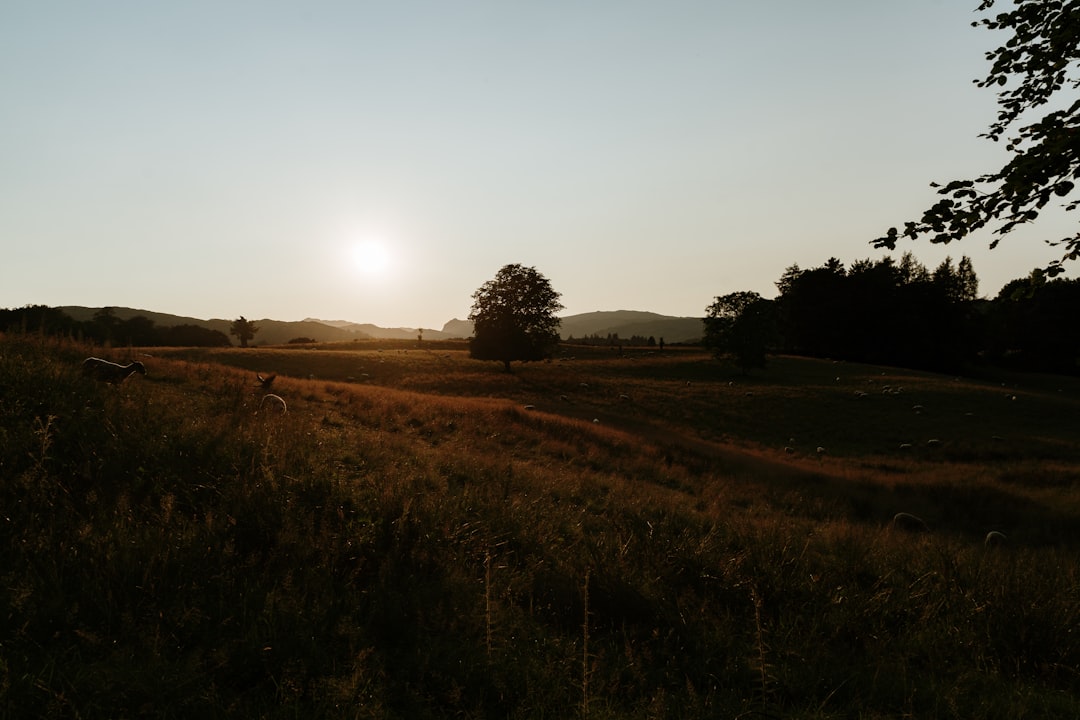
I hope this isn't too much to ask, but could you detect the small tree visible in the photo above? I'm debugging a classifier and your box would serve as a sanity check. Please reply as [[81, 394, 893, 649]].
[[230, 316, 259, 348], [468, 264, 564, 372], [704, 291, 775, 374]]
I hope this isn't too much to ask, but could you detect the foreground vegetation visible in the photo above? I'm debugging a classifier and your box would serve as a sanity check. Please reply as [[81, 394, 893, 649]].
[[2, 335, 1079, 718]]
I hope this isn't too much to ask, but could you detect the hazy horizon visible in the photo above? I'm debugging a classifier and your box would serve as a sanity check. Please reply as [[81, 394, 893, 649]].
[[3, 2, 1073, 329], [43, 304, 697, 331]]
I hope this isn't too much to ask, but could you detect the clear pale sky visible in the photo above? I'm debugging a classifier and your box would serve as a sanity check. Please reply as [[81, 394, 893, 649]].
[[2, 1, 1072, 330]]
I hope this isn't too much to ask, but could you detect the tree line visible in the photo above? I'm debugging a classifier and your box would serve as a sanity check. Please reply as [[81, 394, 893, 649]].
[[565, 333, 663, 348], [705, 253, 1080, 375], [0, 306, 233, 347], [4, 255, 1077, 378]]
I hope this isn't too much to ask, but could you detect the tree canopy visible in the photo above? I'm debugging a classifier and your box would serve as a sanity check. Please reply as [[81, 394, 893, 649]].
[[876, 0, 1080, 274], [229, 316, 259, 348], [468, 264, 563, 371], [703, 291, 775, 374], [774, 254, 983, 372]]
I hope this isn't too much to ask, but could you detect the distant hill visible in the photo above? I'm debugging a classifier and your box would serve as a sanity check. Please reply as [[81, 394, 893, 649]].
[[53, 306, 702, 345], [59, 307, 365, 346], [559, 311, 703, 344], [434, 312, 703, 343], [441, 318, 474, 338], [306, 320, 460, 341]]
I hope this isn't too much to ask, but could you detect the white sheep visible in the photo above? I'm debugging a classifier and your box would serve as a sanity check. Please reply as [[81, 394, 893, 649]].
[[81, 357, 146, 384], [891, 512, 928, 533], [259, 393, 287, 413]]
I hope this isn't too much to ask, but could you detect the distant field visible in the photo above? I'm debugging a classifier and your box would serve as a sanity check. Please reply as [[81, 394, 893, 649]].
[[4, 335, 1080, 718], [154, 340, 1080, 541]]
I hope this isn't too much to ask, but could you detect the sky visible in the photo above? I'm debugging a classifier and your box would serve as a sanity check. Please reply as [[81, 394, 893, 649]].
[[1, 1, 1074, 330]]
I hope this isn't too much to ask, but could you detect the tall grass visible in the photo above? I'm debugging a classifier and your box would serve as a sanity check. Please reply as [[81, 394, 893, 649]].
[[2, 335, 1079, 718]]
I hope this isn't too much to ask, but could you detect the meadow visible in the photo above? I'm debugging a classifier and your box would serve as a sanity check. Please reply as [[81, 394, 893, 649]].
[[2, 334, 1079, 718]]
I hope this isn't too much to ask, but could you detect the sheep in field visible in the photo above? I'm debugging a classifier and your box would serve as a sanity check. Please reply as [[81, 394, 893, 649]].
[[891, 512, 929, 533], [259, 393, 287, 413], [81, 357, 146, 384]]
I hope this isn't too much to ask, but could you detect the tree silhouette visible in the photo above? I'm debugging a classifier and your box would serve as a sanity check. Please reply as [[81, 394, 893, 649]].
[[704, 291, 775, 373], [774, 254, 981, 371], [468, 264, 563, 372], [229, 316, 259, 348], [119, 315, 158, 347], [93, 307, 120, 343], [987, 270, 1080, 372], [876, 0, 1080, 273]]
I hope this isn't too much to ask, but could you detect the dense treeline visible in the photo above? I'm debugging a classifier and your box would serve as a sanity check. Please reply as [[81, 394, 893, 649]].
[[776, 254, 980, 371], [710, 253, 1080, 375], [565, 332, 661, 347], [0, 305, 231, 347]]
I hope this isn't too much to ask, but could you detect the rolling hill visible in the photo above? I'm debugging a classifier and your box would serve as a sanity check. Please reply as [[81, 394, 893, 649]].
[[54, 306, 704, 345]]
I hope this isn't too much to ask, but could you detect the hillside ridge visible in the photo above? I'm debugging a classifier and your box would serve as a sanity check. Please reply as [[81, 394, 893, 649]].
[[54, 306, 704, 344]]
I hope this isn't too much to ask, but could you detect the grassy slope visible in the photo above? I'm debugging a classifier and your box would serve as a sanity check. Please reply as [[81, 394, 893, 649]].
[[2, 335, 1079, 718]]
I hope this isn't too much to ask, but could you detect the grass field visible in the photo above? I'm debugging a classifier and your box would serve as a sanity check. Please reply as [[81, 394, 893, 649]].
[[3, 334, 1079, 718]]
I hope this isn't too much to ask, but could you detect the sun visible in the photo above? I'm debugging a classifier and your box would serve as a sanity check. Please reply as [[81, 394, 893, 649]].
[[350, 238, 393, 277]]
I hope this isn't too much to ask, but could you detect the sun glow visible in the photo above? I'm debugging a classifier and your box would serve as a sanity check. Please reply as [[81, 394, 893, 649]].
[[350, 238, 394, 277]]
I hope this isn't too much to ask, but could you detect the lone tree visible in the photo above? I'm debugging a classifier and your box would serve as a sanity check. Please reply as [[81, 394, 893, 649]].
[[229, 316, 259, 348], [704, 291, 775, 374], [468, 264, 563, 372], [876, 0, 1080, 275]]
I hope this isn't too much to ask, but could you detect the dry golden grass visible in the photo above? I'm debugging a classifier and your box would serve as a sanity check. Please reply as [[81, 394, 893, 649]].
[[4, 335, 1079, 718]]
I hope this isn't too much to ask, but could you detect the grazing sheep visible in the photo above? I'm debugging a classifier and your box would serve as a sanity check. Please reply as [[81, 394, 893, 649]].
[[899, 443, 913, 451], [984, 530, 1007, 547], [926, 438, 941, 447], [81, 357, 146, 384], [891, 512, 929, 532], [259, 393, 287, 413], [523, 404, 536, 410], [257, 373, 276, 389]]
